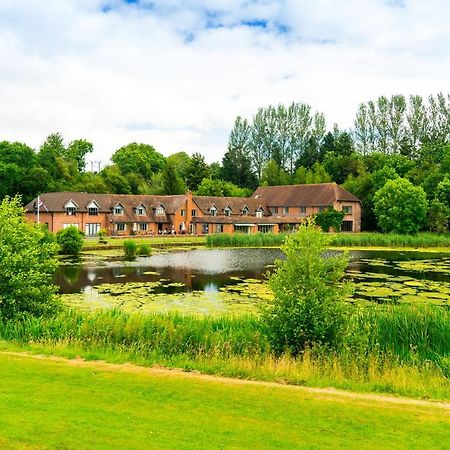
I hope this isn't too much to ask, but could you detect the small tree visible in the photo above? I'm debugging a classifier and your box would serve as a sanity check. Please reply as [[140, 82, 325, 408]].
[[262, 220, 351, 355], [314, 207, 345, 232], [0, 196, 60, 319], [56, 227, 84, 255], [427, 199, 449, 232], [373, 178, 428, 234]]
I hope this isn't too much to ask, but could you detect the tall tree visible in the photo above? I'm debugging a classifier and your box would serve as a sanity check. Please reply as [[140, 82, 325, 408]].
[[65, 139, 93, 172], [185, 153, 210, 191], [161, 160, 186, 195]]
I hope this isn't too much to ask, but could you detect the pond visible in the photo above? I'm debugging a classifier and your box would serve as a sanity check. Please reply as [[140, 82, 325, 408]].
[[56, 248, 450, 315]]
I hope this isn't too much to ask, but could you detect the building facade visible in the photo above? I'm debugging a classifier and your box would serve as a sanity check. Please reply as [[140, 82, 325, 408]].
[[25, 183, 361, 236]]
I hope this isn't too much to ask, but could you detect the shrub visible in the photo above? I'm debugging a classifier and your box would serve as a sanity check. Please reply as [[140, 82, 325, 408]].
[[56, 226, 84, 255], [262, 220, 351, 355], [314, 207, 345, 232], [373, 178, 428, 234], [427, 199, 449, 232], [97, 228, 108, 244], [137, 243, 152, 256], [0, 196, 60, 319], [123, 240, 137, 258]]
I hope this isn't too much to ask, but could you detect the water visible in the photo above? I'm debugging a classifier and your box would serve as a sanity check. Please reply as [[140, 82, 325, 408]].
[[56, 248, 450, 312]]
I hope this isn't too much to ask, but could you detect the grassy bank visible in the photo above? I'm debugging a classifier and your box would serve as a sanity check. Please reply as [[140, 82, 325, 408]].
[[1, 353, 448, 449], [1, 306, 448, 400], [207, 231, 450, 248]]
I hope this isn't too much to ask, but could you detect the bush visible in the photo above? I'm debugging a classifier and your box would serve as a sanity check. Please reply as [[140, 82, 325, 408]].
[[123, 240, 137, 258], [56, 226, 84, 255], [137, 243, 152, 256], [262, 220, 351, 355], [314, 207, 345, 232], [373, 178, 428, 234], [0, 196, 60, 319], [97, 228, 108, 244]]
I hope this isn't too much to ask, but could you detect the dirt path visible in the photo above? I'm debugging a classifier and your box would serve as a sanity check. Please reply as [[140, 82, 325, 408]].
[[1, 350, 449, 411]]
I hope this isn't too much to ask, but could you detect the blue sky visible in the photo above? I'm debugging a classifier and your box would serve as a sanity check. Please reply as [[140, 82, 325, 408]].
[[0, 0, 449, 162]]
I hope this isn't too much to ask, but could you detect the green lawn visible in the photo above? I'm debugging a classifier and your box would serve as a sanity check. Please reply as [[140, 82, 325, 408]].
[[0, 353, 448, 449]]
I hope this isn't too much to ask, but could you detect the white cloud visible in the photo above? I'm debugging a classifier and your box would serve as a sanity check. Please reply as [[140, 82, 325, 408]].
[[0, 0, 449, 163]]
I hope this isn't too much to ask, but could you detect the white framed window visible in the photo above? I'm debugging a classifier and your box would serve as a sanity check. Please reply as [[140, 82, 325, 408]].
[[156, 206, 165, 216], [65, 200, 78, 216], [210, 206, 217, 217], [136, 205, 146, 216], [215, 224, 224, 233], [116, 223, 126, 232], [63, 223, 79, 229], [299, 206, 306, 214], [342, 205, 353, 215], [114, 205, 124, 215], [191, 209, 197, 217], [242, 206, 249, 216], [283, 207, 289, 214], [181, 209, 186, 217], [270, 207, 278, 214], [85, 223, 100, 236], [139, 223, 148, 231], [256, 210, 263, 218], [87, 201, 99, 216], [224, 207, 232, 216]]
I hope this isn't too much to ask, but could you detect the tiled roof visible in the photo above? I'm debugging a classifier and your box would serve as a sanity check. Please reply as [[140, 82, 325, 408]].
[[192, 196, 268, 216], [252, 183, 360, 206]]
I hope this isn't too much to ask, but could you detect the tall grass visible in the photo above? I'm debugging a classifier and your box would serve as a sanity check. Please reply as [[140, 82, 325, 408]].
[[207, 232, 450, 248]]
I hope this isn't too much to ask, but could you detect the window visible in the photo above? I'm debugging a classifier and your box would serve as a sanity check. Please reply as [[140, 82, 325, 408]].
[[242, 206, 249, 216], [270, 207, 278, 214], [191, 209, 197, 217], [299, 206, 306, 214], [341, 220, 353, 232], [180, 209, 186, 217], [224, 207, 231, 216], [256, 210, 263, 218], [318, 206, 327, 212], [283, 207, 289, 214], [139, 223, 148, 231], [136, 205, 146, 216], [202, 224, 209, 234], [114, 205, 124, 215], [66, 207, 77, 216], [215, 224, 224, 233], [116, 223, 126, 232], [342, 205, 353, 215], [258, 225, 274, 233], [85, 223, 100, 236], [88, 207, 98, 216], [210, 206, 217, 217], [155, 206, 165, 216], [63, 223, 79, 229]]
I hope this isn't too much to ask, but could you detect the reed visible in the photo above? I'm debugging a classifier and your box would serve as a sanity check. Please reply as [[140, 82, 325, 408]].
[[207, 233, 287, 247]]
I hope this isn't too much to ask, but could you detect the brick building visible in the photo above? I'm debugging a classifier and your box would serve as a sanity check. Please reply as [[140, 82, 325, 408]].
[[24, 183, 361, 236]]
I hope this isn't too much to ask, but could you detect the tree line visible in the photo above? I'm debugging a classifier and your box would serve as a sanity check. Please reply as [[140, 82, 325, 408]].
[[1, 92, 449, 232]]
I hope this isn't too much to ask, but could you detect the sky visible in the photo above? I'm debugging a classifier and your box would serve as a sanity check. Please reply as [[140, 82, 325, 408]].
[[0, 0, 449, 164]]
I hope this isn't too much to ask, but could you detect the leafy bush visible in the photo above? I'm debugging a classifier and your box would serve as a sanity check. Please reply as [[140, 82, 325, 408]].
[[373, 178, 428, 234], [0, 196, 60, 319], [56, 226, 84, 255], [262, 220, 351, 355], [97, 228, 108, 244], [137, 243, 152, 256], [314, 207, 345, 232], [123, 240, 137, 258], [427, 199, 449, 232]]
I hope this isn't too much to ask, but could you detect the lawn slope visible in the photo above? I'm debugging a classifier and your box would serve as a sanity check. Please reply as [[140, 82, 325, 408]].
[[0, 353, 448, 449]]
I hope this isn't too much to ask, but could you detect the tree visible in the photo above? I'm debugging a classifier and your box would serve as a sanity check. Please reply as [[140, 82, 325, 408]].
[[373, 178, 428, 234], [111, 143, 165, 180], [56, 227, 84, 255], [186, 153, 210, 191], [436, 178, 450, 209], [65, 139, 93, 172], [101, 165, 132, 194], [38, 132, 66, 179], [161, 160, 186, 195], [260, 159, 290, 186], [0, 196, 60, 319], [166, 152, 191, 181], [314, 207, 345, 232], [427, 199, 449, 232], [262, 220, 351, 355], [195, 178, 249, 197]]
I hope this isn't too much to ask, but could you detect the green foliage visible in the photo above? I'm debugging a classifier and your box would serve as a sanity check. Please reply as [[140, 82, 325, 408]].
[[97, 228, 108, 244], [314, 207, 345, 232], [111, 143, 165, 180], [0, 196, 59, 319], [65, 139, 93, 172], [206, 233, 287, 247], [195, 178, 250, 197], [260, 159, 290, 186], [436, 177, 450, 209], [101, 165, 132, 194], [137, 243, 152, 256], [373, 178, 428, 234], [186, 153, 210, 191], [262, 221, 351, 355], [294, 162, 331, 184], [427, 199, 449, 232], [161, 159, 186, 195], [56, 226, 84, 255], [123, 240, 138, 258]]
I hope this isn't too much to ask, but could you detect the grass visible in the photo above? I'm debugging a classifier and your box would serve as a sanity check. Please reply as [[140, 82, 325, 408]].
[[0, 306, 448, 400], [206, 232, 450, 248], [1, 353, 448, 449], [83, 235, 206, 250]]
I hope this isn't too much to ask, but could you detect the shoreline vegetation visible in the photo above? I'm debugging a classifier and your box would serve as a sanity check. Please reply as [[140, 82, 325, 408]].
[[0, 305, 448, 401]]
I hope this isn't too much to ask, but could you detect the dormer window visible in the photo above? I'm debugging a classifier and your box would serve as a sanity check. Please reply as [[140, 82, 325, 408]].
[[114, 204, 124, 215], [256, 209, 263, 218], [224, 206, 232, 217], [65, 200, 78, 216], [136, 204, 146, 216], [210, 206, 217, 217], [242, 206, 250, 216], [155, 205, 165, 216], [87, 200, 99, 216]]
